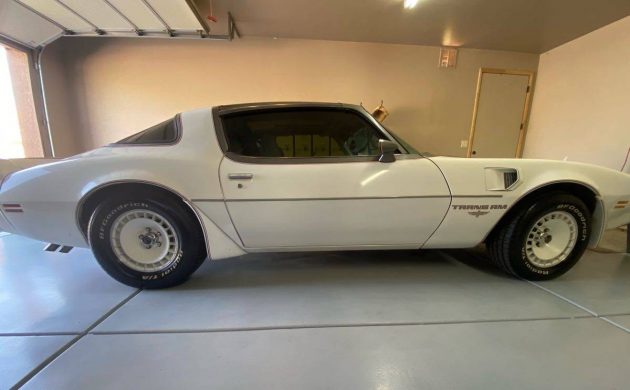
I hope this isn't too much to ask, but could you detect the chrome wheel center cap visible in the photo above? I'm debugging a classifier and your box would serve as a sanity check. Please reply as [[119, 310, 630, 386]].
[[534, 229, 553, 247], [138, 228, 162, 249]]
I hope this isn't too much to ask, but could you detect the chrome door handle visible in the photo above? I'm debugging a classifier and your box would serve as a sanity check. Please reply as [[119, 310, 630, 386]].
[[228, 173, 253, 180]]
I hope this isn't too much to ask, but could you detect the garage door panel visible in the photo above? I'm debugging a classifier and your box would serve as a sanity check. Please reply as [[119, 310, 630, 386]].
[[145, 0, 203, 30], [107, 0, 165, 30], [19, 0, 93, 32], [59, 0, 134, 31], [0, 1, 62, 47]]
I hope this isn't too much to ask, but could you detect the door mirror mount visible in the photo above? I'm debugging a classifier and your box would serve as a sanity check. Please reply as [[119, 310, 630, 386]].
[[378, 139, 397, 163]]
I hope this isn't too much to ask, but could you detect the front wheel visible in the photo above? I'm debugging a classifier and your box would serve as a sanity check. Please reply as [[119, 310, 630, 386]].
[[88, 197, 206, 288], [487, 192, 591, 280]]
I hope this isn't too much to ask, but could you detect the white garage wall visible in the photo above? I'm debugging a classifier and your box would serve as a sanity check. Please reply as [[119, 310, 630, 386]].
[[524, 15, 630, 171], [41, 37, 538, 157]]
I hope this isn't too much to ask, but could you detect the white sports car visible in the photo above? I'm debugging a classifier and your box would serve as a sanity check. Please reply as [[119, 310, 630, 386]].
[[1, 102, 629, 288]]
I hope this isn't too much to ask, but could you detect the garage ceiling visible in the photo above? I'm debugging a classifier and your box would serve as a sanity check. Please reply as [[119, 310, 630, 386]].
[[2, 0, 630, 53], [194, 0, 630, 53]]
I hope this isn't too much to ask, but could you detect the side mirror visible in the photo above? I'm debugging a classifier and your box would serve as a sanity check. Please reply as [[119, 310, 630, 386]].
[[378, 139, 397, 163]]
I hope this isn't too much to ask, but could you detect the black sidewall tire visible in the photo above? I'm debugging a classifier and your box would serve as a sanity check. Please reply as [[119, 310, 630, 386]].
[[507, 194, 591, 280], [88, 198, 205, 289]]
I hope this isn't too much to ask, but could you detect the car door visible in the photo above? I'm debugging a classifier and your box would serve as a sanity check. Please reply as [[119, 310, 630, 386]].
[[216, 106, 451, 249]]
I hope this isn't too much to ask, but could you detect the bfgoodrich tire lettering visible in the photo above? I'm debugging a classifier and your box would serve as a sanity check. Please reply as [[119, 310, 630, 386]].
[[88, 196, 206, 289], [487, 192, 591, 280]]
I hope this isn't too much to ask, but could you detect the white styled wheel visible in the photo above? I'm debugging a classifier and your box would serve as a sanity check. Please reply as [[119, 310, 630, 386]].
[[90, 195, 206, 289], [524, 210, 578, 268], [110, 209, 180, 272]]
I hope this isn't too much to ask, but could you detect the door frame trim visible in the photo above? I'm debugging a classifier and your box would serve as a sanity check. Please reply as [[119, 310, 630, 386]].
[[466, 68, 536, 158]]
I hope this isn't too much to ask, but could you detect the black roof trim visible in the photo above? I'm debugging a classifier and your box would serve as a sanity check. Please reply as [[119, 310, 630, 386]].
[[215, 101, 363, 115]]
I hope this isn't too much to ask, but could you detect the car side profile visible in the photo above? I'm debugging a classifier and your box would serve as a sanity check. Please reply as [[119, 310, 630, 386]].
[[1, 102, 629, 288]]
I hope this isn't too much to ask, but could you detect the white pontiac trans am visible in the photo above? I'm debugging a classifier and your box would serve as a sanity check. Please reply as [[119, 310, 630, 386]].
[[0, 102, 629, 288]]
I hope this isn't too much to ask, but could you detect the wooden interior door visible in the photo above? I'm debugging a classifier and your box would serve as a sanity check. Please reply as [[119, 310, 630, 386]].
[[467, 69, 534, 158]]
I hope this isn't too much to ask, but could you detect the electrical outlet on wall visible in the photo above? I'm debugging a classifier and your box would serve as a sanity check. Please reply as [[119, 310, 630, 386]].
[[460, 140, 468, 148]]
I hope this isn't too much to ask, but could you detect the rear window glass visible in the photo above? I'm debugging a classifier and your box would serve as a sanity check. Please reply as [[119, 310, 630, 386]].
[[116, 117, 178, 145]]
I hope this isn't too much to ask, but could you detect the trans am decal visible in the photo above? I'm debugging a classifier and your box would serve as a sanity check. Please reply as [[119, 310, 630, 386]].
[[451, 204, 508, 217]]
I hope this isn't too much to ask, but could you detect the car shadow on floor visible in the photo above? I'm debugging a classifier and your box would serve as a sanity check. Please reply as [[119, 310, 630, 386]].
[[172, 247, 514, 292], [443, 246, 511, 277]]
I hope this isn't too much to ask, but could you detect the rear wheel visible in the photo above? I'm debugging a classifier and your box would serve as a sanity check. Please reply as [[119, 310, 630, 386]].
[[88, 196, 206, 288], [487, 192, 591, 280]]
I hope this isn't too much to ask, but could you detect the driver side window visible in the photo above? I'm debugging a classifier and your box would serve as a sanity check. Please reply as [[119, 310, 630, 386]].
[[221, 108, 389, 158]]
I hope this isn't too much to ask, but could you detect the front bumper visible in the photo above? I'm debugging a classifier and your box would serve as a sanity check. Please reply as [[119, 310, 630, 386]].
[[607, 201, 630, 229], [0, 209, 15, 233]]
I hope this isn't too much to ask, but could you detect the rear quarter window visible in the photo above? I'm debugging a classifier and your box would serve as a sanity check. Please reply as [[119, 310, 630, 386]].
[[116, 116, 179, 145]]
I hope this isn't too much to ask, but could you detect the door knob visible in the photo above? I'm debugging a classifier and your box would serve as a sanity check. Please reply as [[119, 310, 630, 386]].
[[228, 173, 253, 180]]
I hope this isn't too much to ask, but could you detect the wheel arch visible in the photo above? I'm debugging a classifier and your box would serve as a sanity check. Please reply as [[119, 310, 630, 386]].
[[486, 181, 605, 248], [76, 180, 209, 256]]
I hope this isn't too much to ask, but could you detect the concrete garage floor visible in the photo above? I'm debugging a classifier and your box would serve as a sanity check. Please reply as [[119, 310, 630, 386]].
[[1, 232, 629, 389]]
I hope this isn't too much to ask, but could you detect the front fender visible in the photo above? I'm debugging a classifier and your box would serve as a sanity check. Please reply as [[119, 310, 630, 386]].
[[424, 157, 630, 249]]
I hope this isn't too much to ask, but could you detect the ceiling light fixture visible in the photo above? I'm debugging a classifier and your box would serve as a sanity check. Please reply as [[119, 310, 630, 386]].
[[404, 0, 419, 9]]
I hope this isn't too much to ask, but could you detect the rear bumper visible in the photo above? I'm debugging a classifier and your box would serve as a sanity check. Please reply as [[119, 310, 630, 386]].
[[0, 201, 88, 247], [0, 160, 89, 247]]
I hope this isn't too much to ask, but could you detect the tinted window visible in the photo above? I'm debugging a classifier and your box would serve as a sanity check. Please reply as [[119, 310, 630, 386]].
[[221, 109, 389, 158], [116, 117, 178, 145]]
